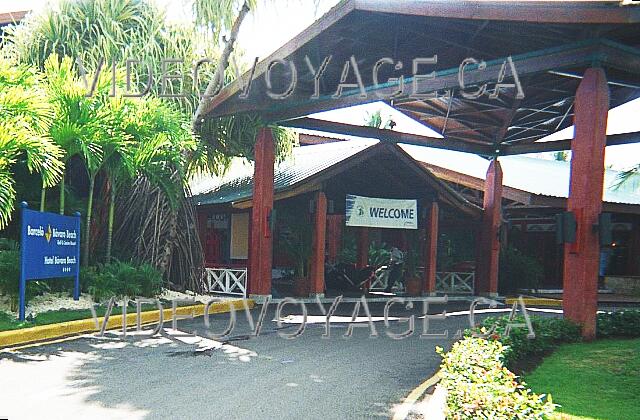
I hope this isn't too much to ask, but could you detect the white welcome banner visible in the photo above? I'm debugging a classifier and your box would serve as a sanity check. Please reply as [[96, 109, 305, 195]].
[[345, 195, 418, 230]]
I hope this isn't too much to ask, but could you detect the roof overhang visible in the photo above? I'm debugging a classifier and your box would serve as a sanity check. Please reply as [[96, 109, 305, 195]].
[[201, 0, 640, 156], [199, 142, 483, 218]]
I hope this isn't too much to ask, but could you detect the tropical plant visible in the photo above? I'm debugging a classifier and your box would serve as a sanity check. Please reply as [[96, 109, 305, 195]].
[[499, 246, 545, 293], [616, 164, 640, 192], [0, 58, 63, 228], [103, 96, 193, 262], [368, 241, 391, 267], [41, 54, 104, 216], [5, 0, 301, 290], [0, 248, 50, 312], [276, 201, 313, 278], [84, 260, 164, 302], [365, 109, 396, 130], [553, 150, 568, 161]]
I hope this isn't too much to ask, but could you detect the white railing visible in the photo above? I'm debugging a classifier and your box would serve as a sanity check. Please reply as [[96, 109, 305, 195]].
[[205, 267, 247, 297], [436, 272, 475, 294], [370, 268, 475, 295], [370, 266, 390, 290]]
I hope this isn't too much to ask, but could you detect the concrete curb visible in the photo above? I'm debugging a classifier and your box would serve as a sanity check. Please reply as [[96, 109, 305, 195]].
[[0, 299, 253, 349], [392, 370, 442, 420], [506, 297, 562, 307]]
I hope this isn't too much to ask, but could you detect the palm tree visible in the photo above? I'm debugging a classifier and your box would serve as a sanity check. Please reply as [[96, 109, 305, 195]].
[[365, 109, 396, 129], [42, 55, 103, 215], [102, 96, 192, 263], [616, 165, 640, 192], [0, 58, 63, 228], [5, 0, 303, 289]]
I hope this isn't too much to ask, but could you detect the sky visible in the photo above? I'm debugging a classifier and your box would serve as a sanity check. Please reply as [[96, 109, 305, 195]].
[[4, 0, 640, 170]]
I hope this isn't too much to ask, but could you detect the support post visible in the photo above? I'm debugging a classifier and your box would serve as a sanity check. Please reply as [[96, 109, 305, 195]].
[[356, 228, 369, 268], [563, 68, 609, 340], [326, 215, 343, 263], [248, 128, 275, 299], [309, 191, 327, 297], [423, 201, 439, 295], [476, 158, 503, 296]]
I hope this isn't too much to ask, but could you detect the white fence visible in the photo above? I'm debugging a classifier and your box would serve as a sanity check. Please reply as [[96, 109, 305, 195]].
[[369, 268, 475, 294], [435, 272, 475, 295], [369, 266, 391, 290], [205, 267, 247, 297]]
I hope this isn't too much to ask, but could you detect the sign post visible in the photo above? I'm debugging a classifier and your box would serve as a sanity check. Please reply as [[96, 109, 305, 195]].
[[18, 202, 81, 320]]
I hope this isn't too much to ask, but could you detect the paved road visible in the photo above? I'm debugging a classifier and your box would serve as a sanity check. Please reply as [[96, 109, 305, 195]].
[[0, 299, 482, 420]]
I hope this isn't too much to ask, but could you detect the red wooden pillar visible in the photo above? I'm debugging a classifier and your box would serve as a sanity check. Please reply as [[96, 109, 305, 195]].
[[248, 128, 275, 297], [309, 191, 327, 297], [356, 228, 369, 268], [326, 215, 343, 263], [423, 201, 439, 295], [563, 68, 609, 340], [476, 158, 503, 296]]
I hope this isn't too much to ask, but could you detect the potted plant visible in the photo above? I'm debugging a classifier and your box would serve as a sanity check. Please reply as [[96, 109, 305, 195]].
[[276, 203, 313, 297]]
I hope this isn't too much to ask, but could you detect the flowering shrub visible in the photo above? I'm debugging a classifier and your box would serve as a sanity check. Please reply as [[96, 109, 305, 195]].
[[468, 315, 582, 368], [436, 338, 556, 419]]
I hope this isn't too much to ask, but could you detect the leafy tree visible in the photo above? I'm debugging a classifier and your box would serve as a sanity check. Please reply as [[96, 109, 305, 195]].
[[4, 0, 304, 290]]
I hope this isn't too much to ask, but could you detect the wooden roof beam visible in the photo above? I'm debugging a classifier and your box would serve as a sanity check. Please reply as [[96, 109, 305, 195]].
[[279, 117, 495, 155], [259, 40, 606, 122], [500, 131, 640, 155]]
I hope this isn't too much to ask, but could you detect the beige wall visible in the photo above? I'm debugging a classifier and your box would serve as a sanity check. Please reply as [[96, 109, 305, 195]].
[[230, 212, 250, 259]]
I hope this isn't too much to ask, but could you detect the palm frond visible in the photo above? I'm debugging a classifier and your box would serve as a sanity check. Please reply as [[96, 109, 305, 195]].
[[614, 164, 640, 192]]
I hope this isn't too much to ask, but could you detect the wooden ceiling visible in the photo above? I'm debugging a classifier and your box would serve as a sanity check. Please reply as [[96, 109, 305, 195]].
[[202, 0, 640, 156]]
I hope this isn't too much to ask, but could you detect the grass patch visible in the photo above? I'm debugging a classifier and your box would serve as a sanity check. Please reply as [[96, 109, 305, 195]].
[[0, 303, 166, 332], [525, 338, 640, 420]]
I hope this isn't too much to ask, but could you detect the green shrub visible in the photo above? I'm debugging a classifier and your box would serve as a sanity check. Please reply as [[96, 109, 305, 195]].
[[134, 263, 164, 297], [597, 310, 640, 338], [84, 261, 164, 302], [468, 315, 582, 368], [469, 312, 640, 367], [437, 337, 556, 419], [499, 247, 544, 293], [0, 249, 51, 311], [0, 238, 18, 251], [0, 250, 21, 310]]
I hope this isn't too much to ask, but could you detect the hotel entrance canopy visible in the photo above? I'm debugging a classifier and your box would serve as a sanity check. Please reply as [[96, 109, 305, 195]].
[[197, 0, 640, 339], [201, 0, 640, 156]]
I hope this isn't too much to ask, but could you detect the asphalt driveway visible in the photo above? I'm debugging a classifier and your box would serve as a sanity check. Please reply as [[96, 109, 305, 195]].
[[0, 299, 481, 420]]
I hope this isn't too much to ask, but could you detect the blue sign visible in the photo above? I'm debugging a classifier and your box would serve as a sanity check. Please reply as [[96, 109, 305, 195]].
[[19, 202, 81, 320]]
